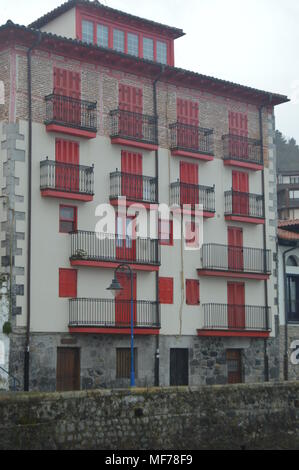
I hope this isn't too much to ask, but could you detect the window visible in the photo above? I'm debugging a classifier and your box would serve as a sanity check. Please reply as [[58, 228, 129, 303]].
[[113, 29, 125, 52], [156, 41, 167, 64], [116, 348, 137, 378], [59, 205, 77, 233], [97, 24, 109, 48], [186, 280, 200, 305], [59, 269, 77, 298], [159, 277, 173, 304], [143, 37, 154, 60], [128, 33, 139, 56], [159, 219, 173, 246], [290, 176, 299, 184], [290, 190, 299, 199], [287, 275, 299, 322], [82, 20, 94, 44]]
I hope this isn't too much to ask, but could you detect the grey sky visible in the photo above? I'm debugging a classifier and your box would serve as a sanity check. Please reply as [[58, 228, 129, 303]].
[[1, 0, 298, 141]]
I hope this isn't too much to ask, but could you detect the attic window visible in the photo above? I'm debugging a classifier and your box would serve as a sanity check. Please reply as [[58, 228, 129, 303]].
[[143, 37, 154, 60], [82, 20, 93, 44], [97, 24, 109, 48], [128, 33, 139, 56], [113, 29, 125, 52], [157, 41, 167, 64]]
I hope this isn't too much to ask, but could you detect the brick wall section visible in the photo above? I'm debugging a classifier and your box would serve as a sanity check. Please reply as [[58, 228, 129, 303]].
[[0, 49, 10, 121], [1, 382, 299, 450], [13, 48, 270, 166]]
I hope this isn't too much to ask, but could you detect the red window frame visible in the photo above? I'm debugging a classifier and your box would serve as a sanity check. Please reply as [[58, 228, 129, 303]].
[[59, 205, 77, 234], [159, 277, 174, 304], [158, 219, 173, 246], [186, 279, 200, 305], [59, 269, 77, 298], [185, 220, 200, 249]]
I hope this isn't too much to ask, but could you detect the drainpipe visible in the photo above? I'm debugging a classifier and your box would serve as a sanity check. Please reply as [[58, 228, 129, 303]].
[[258, 103, 270, 382], [153, 66, 164, 387], [24, 31, 42, 392], [282, 244, 299, 380]]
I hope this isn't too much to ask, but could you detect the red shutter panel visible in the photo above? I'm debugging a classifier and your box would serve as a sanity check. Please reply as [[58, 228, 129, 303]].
[[180, 161, 199, 205], [177, 99, 199, 150], [186, 280, 199, 305], [55, 139, 79, 192], [121, 151, 143, 200], [159, 277, 173, 304], [59, 269, 77, 298], [119, 84, 143, 138]]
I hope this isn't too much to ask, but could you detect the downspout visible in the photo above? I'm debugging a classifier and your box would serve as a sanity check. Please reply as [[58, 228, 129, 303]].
[[24, 31, 42, 392], [258, 103, 270, 382], [153, 65, 164, 387], [282, 244, 299, 380]]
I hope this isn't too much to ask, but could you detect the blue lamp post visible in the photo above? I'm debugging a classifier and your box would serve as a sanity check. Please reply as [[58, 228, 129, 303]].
[[107, 263, 135, 387]]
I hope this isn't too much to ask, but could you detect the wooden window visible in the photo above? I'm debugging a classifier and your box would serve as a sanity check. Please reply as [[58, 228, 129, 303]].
[[113, 29, 125, 52], [82, 20, 94, 44], [186, 279, 200, 305], [159, 219, 173, 246], [59, 269, 77, 298], [143, 37, 154, 60], [97, 24, 109, 47], [128, 33, 139, 56], [159, 277, 173, 304], [227, 350, 243, 384], [59, 205, 77, 233], [156, 41, 167, 64], [116, 348, 137, 378]]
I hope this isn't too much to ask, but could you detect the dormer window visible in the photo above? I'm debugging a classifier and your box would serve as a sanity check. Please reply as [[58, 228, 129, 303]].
[[128, 33, 139, 57], [157, 41, 167, 64], [97, 24, 109, 48], [113, 29, 125, 53], [82, 19, 93, 44], [143, 37, 154, 61]]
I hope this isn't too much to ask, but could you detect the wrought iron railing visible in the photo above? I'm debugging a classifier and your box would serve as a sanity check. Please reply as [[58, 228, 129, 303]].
[[224, 190, 264, 219], [170, 181, 215, 212], [222, 134, 262, 165], [170, 122, 214, 155], [0, 366, 20, 392], [40, 159, 94, 195], [45, 94, 97, 131], [69, 298, 160, 329], [201, 244, 271, 274], [201, 304, 271, 331], [70, 231, 160, 266], [110, 109, 158, 145], [110, 171, 158, 203]]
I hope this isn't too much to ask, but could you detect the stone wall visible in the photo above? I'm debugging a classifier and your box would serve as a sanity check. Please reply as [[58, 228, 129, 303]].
[[0, 382, 299, 450], [0, 277, 10, 390]]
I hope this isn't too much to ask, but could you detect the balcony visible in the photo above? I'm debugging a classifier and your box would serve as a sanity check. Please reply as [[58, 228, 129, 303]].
[[70, 231, 160, 271], [170, 122, 214, 161], [40, 159, 94, 202], [197, 304, 271, 338], [224, 190, 265, 224], [69, 298, 160, 335], [222, 134, 263, 170], [197, 244, 271, 280], [110, 171, 158, 208], [110, 109, 158, 151], [170, 181, 215, 217], [45, 94, 97, 138]]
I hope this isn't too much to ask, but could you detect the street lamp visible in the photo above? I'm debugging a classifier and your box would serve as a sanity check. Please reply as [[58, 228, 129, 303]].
[[107, 263, 135, 387]]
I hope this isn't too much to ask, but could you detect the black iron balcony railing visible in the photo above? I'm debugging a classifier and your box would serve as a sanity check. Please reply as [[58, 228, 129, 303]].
[[170, 122, 214, 155], [224, 190, 264, 219], [222, 134, 262, 165], [170, 181, 215, 213], [201, 244, 271, 274], [40, 159, 94, 195], [110, 109, 158, 145], [45, 94, 97, 132], [110, 171, 158, 204], [71, 231, 160, 266], [69, 298, 160, 329], [201, 304, 271, 331]]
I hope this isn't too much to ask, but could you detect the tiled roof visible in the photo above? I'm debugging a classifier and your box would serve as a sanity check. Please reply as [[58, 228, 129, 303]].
[[278, 219, 299, 228], [28, 0, 185, 38], [278, 228, 299, 241]]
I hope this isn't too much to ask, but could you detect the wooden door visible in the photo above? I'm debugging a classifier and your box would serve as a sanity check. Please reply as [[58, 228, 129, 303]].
[[229, 111, 248, 158], [119, 84, 143, 138], [56, 348, 80, 392], [115, 272, 137, 326], [121, 151, 143, 200], [116, 216, 136, 262], [55, 139, 79, 192], [227, 282, 245, 329], [53, 68, 81, 125], [170, 349, 189, 386], [232, 170, 249, 215], [180, 161, 199, 206], [228, 227, 243, 271], [227, 350, 243, 384], [177, 98, 199, 150]]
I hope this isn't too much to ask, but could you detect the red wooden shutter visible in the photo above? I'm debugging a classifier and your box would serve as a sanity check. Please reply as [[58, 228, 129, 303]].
[[228, 111, 248, 158], [227, 282, 245, 329], [121, 151, 142, 175], [232, 171, 249, 215], [177, 99, 199, 150], [119, 84, 143, 138], [228, 227, 243, 271], [55, 139, 79, 192], [186, 279, 200, 305], [115, 272, 137, 326], [159, 277, 173, 304], [54, 68, 81, 99], [180, 161, 199, 205], [59, 269, 77, 298], [121, 151, 143, 200]]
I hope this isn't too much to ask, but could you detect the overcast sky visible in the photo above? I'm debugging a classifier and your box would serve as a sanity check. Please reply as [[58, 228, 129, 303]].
[[0, 0, 298, 141]]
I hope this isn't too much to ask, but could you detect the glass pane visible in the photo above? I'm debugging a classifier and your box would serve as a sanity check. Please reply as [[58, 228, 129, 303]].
[[143, 37, 154, 60], [82, 20, 94, 44], [128, 33, 139, 56], [156, 41, 167, 64], [113, 29, 125, 52], [97, 24, 109, 48], [60, 206, 75, 220], [60, 221, 74, 233]]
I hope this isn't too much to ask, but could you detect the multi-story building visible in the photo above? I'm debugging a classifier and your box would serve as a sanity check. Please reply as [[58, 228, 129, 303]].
[[277, 138, 299, 220], [0, 0, 289, 391]]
